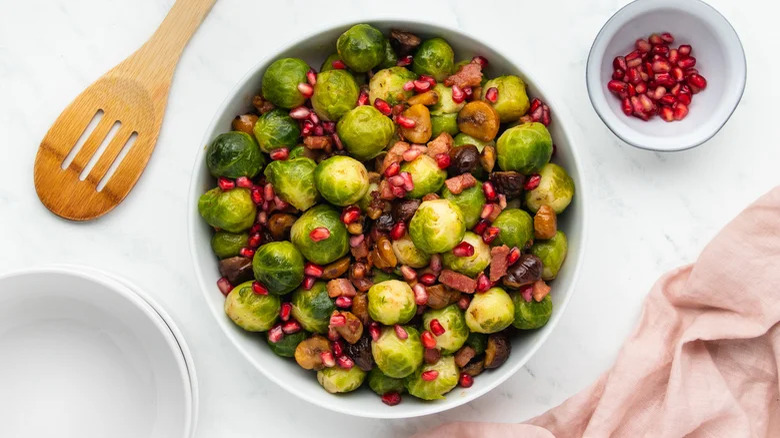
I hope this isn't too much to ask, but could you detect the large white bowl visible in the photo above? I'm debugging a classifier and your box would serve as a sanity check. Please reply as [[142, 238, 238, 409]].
[[188, 20, 587, 418]]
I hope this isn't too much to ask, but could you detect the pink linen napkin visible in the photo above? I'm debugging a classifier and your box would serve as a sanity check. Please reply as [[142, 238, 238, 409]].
[[416, 187, 780, 438]]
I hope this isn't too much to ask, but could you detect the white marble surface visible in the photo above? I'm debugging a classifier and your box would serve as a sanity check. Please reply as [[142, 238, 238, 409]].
[[1, 0, 778, 436]]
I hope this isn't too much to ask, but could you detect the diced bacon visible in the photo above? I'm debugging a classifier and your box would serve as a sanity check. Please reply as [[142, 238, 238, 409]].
[[489, 245, 510, 282], [487, 203, 503, 222], [378, 180, 395, 201], [444, 62, 483, 88], [303, 135, 332, 150], [381, 141, 410, 173], [351, 239, 370, 260], [422, 193, 440, 201], [532, 279, 551, 302], [438, 269, 477, 294], [426, 132, 453, 158], [327, 278, 357, 298], [444, 173, 478, 195]]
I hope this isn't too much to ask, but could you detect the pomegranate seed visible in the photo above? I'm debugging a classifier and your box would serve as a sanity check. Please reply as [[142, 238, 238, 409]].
[[524, 174, 541, 190], [660, 106, 675, 122], [626, 57, 642, 69], [268, 324, 284, 343], [419, 273, 436, 286], [289, 106, 311, 120], [327, 326, 340, 341], [320, 351, 336, 367], [217, 277, 233, 296], [677, 57, 696, 69], [670, 67, 684, 82], [322, 121, 336, 134], [451, 85, 466, 103], [257, 211, 268, 225], [520, 285, 533, 302], [482, 226, 500, 244], [217, 177, 235, 191], [678, 44, 692, 57], [413, 80, 432, 93], [687, 74, 707, 90], [651, 60, 671, 73], [627, 83, 636, 97], [402, 80, 415, 91], [459, 372, 474, 388], [402, 148, 422, 162], [252, 281, 268, 295], [239, 247, 255, 258], [612, 69, 625, 81], [369, 322, 381, 341], [473, 219, 489, 235], [394, 324, 408, 340], [262, 184, 274, 202], [677, 92, 692, 105], [482, 181, 497, 201], [270, 148, 289, 161], [507, 247, 521, 265], [340, 206, 361, 224], [396, 115, 416, 129], [400, 171, 414, 192], [607, 80, 628, 94], [349, 234, 365, 247], [337, 355, 354, 369], [648, 33, 664, 45], [282, 320, 302, 334], [297, 82, 313, 98], [476, 273, 492, 292], [391, 186, 406, 198], [330, 313, 346, 327], [273, 196, 288, 210], [381, 391, 402, 406], [301, 120, 314, 136], [452, 241, 475, 257], [417, 74, 436, 86], [673, 102, 689, 120], [308, 112, 320, 126], [684, 67, 699, 78], [660, 32, 674, 44], [400, 265, 417, 281], [652, 45, 669, 56], [251, 187, 263, 204], [235, 176, 252, 188], [463, 86, 474, 100], [457, 295, 471, 310], [429, 319, 446, 336], [635, 82, 647, 95], [332, 340, 344, 357], [331, 59, 346, 69], [635, 39, 651, 52], [390, 222, 407, 240], [304, 262, 324, 278], [421, 370, 439, 381], [479, 203, 494, 220], [625, 50, 641, 61], [659, 94, 677, 106], [421, 331, 437, 349], [613, 56, 628, 71], [309, 227, 330, 241], [384, 161, 400, 177], [357, 90, 369, 106], [313, 125, 324, 136], [304, 68, 317, 85], [429, 254, 443, 273], [485, 87, 498, 103], [435, 153, 450, 169], [280, 302, 292, 321], [302, 276, 315, 290], [248, 233, 262, 248], [397, 55, 414, 67], [389, 175, 405, 187], [471, 55, 488, 68], [667, 48, 679, 64], [412, 283, 428, 306], [373, 98, 392, 115]]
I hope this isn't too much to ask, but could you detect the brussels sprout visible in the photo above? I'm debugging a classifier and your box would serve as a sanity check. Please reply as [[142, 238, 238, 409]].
[[367, 368, 406, 395], [512, 294, 552, 329], [252, 241, 305, 295], [465, 332, 488, 355], [465, 287, 515, 333], [367, 280, 417, 325], [336, 24, 385, 73], [291, 281, 336, 333], [371, 325, 423, 378], [210, 231, 249, 259], [357, 181, 379, 212], [369, 67, 417, 106], [409, 199, 466, 254], [317, 366, 366, 394], [525, 163, 575, 214], [430, 113, 459, 138], [267, 330, 308, 357], [412, 38, 455, 82], [314, 156, 369, 206], [441, 184, 486, 229], [252, 109, 300, 153], [430, 84, 465, 115], [442, 232, 491, 277], [206, 131, 265, 178], [496, 122, 553, 174], [288, 145, 309, 160], [405, 355, 459, 400], [261, 57, 310, 108], [290, 205, 349, 265], [400, 155, 446, 199], [311, 69, 359, 121], [264, 158, 319, 211], [198, 187, 256, 233], [224, 281, 281, 331], [530, 231, 568, 280], [391, 233, 431, 268], [336, 106, 396, 161], [482, 75, 530, 123], [379, 39, 399, 69], [372, 269, 400, 284], [422, 305, 469, 354], [320, 53, 342, 72], [453, 133, 495, 152], [491, 209, 534, 249]]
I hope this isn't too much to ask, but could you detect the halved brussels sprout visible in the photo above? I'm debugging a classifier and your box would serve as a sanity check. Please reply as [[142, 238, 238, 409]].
[[358, 181, 379, 212], [252, 241, 305, 295], [206, 131, 265, 178], [530, 230, 568, 280], [491, 209, 534, 249], [317, 366, 366, 394], [496, 122, 553, 174], [378, 39, 399, 69], [336, 106, 396, 161], [524, 163, 575, 214], [312, 69, 359, 121], [431, 113, 459, 138], [224, 281, 281, 331], [442, 232, 491, 277], [369, 67, 417, 106], [422, 305, 469, 354], [267, 330, 308, 357], [400, 154, 446, 199], [336, 24, 385, 73], [198, 187, 256, 233], [291, 281, 336, 334], [371, 325, 423, 378], [264, 157, 319, 211], [253, 109, 300, 153], [367, 280, 417, 325], [430, 84, 465, 115], [412, 38, 455, 82], [261, 57, 310, 108], [465, 287, 515, 333], [391, 233, 431, 268], [482, 75, 530, 123], [290, 205, 349, 265], [210, 231, 249, 259], [367, 368, 406, 395], [453, 133, 495, 152], [512, 294, 552, 329], [441, 184, 486, 229], [409, 199, 466, 254], [405, 355, 459, 400], [314, 156, 369, 206]]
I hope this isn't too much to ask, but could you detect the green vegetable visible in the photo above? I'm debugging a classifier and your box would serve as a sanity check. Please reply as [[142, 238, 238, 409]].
[[367, 368, 406, 395], [412, 38, 455, 82], [530, 231, 568, 280], [224, 281, 281, 331], [314, 156, 369, 206], [430, 113, 459, 138], [379, 39, 398, 69], [206, 131, 265, 178], [442, 231, 491, 277], [263, 158, 319, 211], [465, 332, 488, 355], [369, 67, 417, 106], [198, 187, 256, 233], [524, 163, 575, 214], [252, 241, 305, 295], [210, 231, 249, 259], [453, 133, 495, 152], [336, 105, 396, 161], [336, 24, 385, 73], [290, 205, 349, 265], [367, 280, 417, 325], [320, 53, 342, 72], [358, 181, 379, 212], [400, 154, 446, 199], [267, 330, 308, 357], [430, 84, 465, 115], [372, 269, 400, 284], [291, 281, 336, 334], [496, 122, 553, 174], [482, 75, 530, 122], [253, 109, 300, 153], [371, 325, 423, 379], [317, 366, 366, 393], [391, 233, 431, 268], [405, 355, 459, 400], [422, 305, 469, 354], [261, 58, 310, 108], [512, 294, 552, 329], [491, 209, 534, 249], [311, 69, 359, 121], [441, 184, 486, 229], [409, 199, 466, 254], [465, 287, 515, 333]]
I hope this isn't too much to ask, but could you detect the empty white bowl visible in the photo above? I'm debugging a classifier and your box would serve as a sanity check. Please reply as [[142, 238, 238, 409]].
[[586, 0, 746, 151], [0, 267, 196, 437], [188, 20, 587, 418]]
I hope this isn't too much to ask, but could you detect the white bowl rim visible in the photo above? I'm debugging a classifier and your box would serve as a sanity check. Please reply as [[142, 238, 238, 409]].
[[585, 0, 747, 152], [0, 265, 197, 436], [187, 17, 589, 418]]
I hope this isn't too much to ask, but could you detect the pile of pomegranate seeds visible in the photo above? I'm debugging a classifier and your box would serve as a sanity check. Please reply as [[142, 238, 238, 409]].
[[608, 32, 707, 122]]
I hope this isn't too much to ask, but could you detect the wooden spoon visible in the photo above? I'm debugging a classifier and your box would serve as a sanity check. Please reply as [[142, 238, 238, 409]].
[[34, 0, 215, 220]]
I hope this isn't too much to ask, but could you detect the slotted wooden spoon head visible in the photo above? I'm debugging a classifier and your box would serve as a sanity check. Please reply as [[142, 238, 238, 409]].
[[34, 0, 214, 221]]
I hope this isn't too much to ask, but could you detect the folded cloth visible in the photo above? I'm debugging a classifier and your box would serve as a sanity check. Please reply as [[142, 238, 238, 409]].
[[416, 187, 780, 438]]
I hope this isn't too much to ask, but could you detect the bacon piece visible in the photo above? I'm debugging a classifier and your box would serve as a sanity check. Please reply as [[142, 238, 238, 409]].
[[487, 202, 503, 222], [438, 269, 477, 294], [426, 132, 453, 158], [303, 135, 332, 150], [489, 245, 510, 282], [422, 193, 440, 201], [444, 173, 478, 195], [444, 62, 483, 88], [532, 279, 551, 302], [380, 141, 410, 173], [350, 239, 370, 260], [327, 278, 357, 298]]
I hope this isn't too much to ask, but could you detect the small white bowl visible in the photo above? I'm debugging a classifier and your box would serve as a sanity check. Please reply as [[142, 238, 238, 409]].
[[586, 0, 746, 151], [0, 267, 196, 437]]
